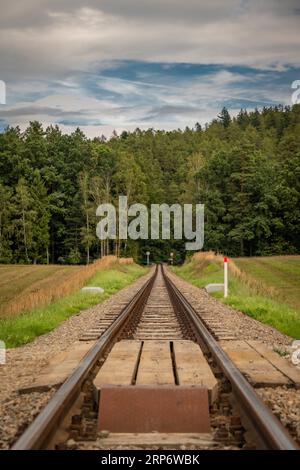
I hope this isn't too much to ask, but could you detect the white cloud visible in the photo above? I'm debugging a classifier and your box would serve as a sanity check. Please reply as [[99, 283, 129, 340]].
[[0, 0, 299, 82], [0, 1, 299, 135], [1, 66, 292, 136]]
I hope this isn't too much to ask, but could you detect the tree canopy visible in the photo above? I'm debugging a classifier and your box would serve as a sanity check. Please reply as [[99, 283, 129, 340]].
[[0, 105, 299, 264]]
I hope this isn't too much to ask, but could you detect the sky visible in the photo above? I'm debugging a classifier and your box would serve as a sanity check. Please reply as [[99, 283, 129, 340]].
[[0, 0, 300, 137]]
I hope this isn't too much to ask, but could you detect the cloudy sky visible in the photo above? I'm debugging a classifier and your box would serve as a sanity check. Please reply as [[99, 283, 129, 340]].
[[0, 0, 300, 137]]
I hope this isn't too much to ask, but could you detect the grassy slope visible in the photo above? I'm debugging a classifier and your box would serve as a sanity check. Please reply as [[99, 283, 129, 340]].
[[234, 256, 300, 311], [173, 255, 300, 338], [0, 263, 147, 348]]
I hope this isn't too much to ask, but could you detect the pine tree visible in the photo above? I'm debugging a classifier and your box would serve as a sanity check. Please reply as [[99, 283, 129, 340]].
[[218, 107, 231, 128]]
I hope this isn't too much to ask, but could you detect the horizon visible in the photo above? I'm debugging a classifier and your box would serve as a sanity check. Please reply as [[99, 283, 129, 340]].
[[0, 103, 296, 140]]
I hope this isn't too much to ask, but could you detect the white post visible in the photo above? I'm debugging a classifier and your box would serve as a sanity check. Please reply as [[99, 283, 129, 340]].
[[224, 256, 228, 298], [146, 251, 150, 266]]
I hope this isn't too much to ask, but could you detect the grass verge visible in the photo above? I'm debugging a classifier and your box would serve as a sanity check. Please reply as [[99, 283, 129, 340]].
[[172, 254, 300, 339], [0, 262, 147, 348]]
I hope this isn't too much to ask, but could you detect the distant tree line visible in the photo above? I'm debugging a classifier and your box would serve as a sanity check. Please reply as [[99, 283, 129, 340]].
[[0, 104, 299, 264]]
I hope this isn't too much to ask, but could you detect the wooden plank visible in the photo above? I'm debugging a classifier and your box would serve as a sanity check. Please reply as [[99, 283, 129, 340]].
[[173, 340, 218, 403], [96, 432, 215, 448], [137, 324, 180, 329], [136, 340, 175, 385], [94, 340, 141, 388], [219, 340, 290, 387], [19, 341, 95, 393], [247, 340, 300, 388]]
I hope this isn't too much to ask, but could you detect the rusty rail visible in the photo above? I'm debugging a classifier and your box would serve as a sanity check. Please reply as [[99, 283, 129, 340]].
[[162, 265, 298, 450], [12, 267, 157, 450], [12, 264, 298, 450]]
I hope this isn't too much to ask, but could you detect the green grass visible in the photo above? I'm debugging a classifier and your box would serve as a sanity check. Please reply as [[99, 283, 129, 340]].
[[235, 256, 300, 311], [173, 256, 300, 339], [0, 263, 148, 348]]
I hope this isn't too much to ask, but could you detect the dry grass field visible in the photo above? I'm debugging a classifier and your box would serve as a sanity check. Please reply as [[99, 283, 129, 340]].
[[0, 258, 145, 347], [0, 256, 128, 317]]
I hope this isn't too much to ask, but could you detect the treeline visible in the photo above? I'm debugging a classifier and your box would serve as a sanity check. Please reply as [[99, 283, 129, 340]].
[[0, 104, 299, 264]]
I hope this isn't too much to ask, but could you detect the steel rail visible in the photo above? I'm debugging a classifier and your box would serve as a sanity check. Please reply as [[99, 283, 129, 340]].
[[12, 267, 157, 450], [162, 265, 299, 450], [12, 264, 298, 450]]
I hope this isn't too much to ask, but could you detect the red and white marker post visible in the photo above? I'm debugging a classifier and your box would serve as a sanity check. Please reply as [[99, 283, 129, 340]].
[[224, 256, 228, 298]]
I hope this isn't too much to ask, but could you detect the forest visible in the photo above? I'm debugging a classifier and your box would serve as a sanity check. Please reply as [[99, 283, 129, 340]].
[[0, 104, 299, 265]]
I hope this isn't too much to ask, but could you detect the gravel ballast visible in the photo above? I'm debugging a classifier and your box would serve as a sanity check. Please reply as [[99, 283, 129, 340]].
[[0, 270, 152, 449], [1, 267, 299, 449], [167, 269, 293, 347], [167, 269, 300, 444]]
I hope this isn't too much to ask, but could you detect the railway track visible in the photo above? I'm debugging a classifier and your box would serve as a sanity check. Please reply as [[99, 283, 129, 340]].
[[12, 265, 299, 450]]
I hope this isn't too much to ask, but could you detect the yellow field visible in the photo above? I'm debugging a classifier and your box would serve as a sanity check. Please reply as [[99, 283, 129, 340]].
[[0, 256, 125, 317]]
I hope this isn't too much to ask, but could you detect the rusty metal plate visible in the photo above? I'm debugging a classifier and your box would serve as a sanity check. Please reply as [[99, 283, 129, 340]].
[[98, 385, 210, 433]]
